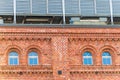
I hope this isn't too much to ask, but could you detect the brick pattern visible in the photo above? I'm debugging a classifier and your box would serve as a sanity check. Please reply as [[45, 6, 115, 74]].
[[0, 27, 120, 80]]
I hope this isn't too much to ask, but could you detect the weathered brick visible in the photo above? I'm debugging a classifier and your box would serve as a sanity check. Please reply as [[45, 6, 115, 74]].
[[0, 27, 119, 80]]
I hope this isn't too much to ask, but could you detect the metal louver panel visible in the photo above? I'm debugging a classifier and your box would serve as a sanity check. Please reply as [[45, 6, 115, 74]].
[[80, 0, 95, 16], [32, 0, 47, 14], [0, 0, 13, 14], [48, 0, 62, 14], [65, 0, 79, 14], [112, 0, 120, 16], [16, 0, 30, 14], [0, 0, 119, 16], [96, 0, 110, 15]]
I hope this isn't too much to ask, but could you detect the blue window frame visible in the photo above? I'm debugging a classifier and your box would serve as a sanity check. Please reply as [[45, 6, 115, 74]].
[[102, 52, 112, 65], [83, 51, 93, 65], [9, 51, 19, 65], [28, 52, 38, 65]]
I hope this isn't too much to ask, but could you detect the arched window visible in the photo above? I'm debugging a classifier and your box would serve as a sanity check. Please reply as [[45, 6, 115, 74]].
[[9, 51, 19, 65], [102, 52, 112, 65], [83, 51, 93, 65], [28, 52, 38, 65]]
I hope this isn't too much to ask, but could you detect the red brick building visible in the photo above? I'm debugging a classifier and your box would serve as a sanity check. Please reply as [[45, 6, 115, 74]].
[[0, 0, 120, 80], [0, 25, 119, 80]]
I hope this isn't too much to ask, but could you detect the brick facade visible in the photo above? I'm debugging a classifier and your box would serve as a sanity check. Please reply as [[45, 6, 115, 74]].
[[0, 26, 120, 80]]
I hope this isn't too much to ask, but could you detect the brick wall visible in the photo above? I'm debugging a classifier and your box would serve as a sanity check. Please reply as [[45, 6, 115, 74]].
[[0, 26, 120, 80]]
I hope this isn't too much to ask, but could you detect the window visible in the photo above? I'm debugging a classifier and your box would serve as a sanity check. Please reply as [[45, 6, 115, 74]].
[[83, 51, 93, 65], [102, 52, 112, 65], [9, 51, 19, 65], [28, 52, 38, 65]]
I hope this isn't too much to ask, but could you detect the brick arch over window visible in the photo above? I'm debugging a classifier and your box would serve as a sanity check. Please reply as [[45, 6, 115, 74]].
[[5, 45, 22, 65], [25, 45, 42, 65], [99, 45, 117, 65], [79, 45, 97, 65]]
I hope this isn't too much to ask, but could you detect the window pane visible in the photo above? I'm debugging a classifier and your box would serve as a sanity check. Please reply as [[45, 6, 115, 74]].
[[88, 58, 92, 65], [28, 51, 38, 65], [29, 58, 33, 65], [103, 58, 106, 64], [9, 52, 19, 65], [83, 52, 93, 65], [83, 52, 92, 56], [84, 58, 87, 65], [10, 58, 13, 65], [9, 52, 18, 56], [29, 58, 38, 65], [107, 58, 111, 64], [14, 58, 18, 65], [102, 52, 111, 56], [34, 58, 38, 65], [29, 52, 38, 56], [102, 52, 112, 65]]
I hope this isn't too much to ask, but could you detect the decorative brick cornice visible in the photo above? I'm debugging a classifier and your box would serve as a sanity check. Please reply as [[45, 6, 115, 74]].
[[0, 65, 53, 75], [0, 70, 53, 75], [0, 65, 52, 70], [70, 71, 120, 75], [0, 31, 120, 41], [68, 38, 120, 42], [70, 65, 120, 74], [0, 37, 51, 42], [1, 31, 120, 36]]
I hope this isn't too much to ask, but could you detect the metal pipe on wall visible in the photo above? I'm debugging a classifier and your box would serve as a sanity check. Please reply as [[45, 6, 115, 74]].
[[46, 0, 48, 14], [78, 0, 81, 15], [109, 0, 114, 25], [62, 0, 66, 24], [94, 0, 97, 14], [30, 0, 32, 14], [13, 0, 16, 24]]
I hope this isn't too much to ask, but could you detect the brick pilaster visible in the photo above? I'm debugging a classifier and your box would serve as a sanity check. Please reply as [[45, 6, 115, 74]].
[[52, 37, 70, 80]]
